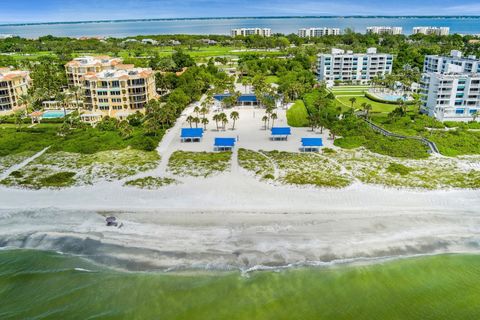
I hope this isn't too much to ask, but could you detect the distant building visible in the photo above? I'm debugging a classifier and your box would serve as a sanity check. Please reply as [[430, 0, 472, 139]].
[[142, 39, 158, 45], [65, 56, 123, 87], [413, 27, 450, 36], [421, 50, 480, 122], [0, 68, 31, 114], [317, 48, 393, 84], [366, 26, 403, 35], [297, 28, 340, 37], [230, 28, 272, 37], [83, 67, 157, 118]]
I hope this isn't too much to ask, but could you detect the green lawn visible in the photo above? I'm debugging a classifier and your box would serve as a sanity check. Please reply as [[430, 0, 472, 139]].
[[337, 96, 407, 113], [286, 100, 309, 127]]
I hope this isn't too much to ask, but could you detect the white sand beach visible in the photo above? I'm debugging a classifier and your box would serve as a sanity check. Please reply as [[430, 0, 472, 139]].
[[1, 103, 480, 271]]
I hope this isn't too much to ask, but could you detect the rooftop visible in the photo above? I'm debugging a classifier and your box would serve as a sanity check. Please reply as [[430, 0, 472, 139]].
[[84, 67, 154, 80], [66, 56, 122, 68], [0, 68, 30, 81]]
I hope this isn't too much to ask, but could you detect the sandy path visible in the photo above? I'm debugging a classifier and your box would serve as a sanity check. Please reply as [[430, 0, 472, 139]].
[[0, 147, 50, 181]]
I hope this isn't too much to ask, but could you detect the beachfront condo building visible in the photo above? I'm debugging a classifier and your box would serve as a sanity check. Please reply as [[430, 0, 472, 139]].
[[82, 66, 157, 118], [0, 68, 31, 114], [413, 27, 450, 36], [317, 48, 393, 84], [366, 26, 403, 35], [65, 56, 123, 87], [297, 28, 341, 37], [423, 50, 480, 74], [230, 28, 272, 37], [420, 51, 480, 122]]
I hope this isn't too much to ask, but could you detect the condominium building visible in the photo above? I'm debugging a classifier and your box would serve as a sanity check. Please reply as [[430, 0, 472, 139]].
[[230, 28, 272, 37], [0, 68, 31, 113], [366, 26, 403, 35], [420, 51, 480, 122], [317, 48, 393, 83], [65, 56, 123, 87], [82, 67, 157, 118], [297, 27, 340, 37], [413, 27, 450, 36], [423, 50, 480, 74]]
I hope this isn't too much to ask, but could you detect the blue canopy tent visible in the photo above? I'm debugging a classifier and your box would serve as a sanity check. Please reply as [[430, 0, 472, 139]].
[[214, 138, 236, 151], [181, 128, 204, 142], [300, 138, 323, 152], [271, 127, 292, 141]]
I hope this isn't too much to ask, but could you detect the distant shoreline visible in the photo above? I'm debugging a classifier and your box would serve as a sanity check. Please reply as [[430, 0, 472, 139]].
[[2, 15, 480, 28]]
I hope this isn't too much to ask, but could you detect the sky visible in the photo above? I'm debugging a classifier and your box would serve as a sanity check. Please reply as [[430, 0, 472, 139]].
[[1, 0, 480, 23]]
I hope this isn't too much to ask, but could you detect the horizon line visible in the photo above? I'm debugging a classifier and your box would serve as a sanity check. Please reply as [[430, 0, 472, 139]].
[[2, 15, 480, 28]]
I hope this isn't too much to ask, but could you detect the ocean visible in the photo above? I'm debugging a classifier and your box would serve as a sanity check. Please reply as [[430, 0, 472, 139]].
[[1, 249, 480, 319], [1, 17, 480, 38]]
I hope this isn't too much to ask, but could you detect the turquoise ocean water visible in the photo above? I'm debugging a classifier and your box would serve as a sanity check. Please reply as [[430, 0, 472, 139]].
[[1, 17, 480, 38]]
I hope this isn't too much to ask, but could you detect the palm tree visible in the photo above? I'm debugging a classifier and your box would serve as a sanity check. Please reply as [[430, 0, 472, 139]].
[[193, 117, 200, 128], [200, 106, 209, 119], [349, 97, 357, 110], [212, 114, 221, 130], [472, 110, 479, 122], [220, 113, 228, 130], [270, 113, 278, 128], [201, 117, 209, 130], [262, 115, 269, 130], [55, 91, 71, 118], [186, 115, 194, 128], [13, 111, 23, 131], [194, 106, 200, 117], [363, 104, 372, 120], [230, 111, 239, 130]]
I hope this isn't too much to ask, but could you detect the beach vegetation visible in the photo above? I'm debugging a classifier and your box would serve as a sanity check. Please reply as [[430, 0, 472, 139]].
[[124, 176, 179, 189], [168, 151, 231, 177]]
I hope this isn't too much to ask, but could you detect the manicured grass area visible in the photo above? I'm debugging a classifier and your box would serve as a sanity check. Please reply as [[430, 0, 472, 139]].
[[337, 96, 404, 113], [5, 250, 480, 320], [168, 151, 232, 177], [286, 100, 309, 127], [124, 176, 179, 189]]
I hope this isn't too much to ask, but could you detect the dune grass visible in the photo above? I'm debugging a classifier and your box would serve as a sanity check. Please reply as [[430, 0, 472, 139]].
[[124, 176, 179, 189], [168, 151, 232, 177]]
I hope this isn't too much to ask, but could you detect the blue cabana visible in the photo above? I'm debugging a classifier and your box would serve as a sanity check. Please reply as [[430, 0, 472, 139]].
[[301, 138, 323, 152], [271, 127, 292, 141], [213, 94, 258, 106], [214, 138, 236, 151], [181, 128, 204, 142]]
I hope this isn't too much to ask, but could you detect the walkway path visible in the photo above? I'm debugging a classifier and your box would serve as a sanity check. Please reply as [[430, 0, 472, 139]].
[[0, 147, 50, 181]]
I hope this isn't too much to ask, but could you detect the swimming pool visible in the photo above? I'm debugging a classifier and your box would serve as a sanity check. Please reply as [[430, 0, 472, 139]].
[[376, 93, 411, 102], [42, 110, 71, 119]]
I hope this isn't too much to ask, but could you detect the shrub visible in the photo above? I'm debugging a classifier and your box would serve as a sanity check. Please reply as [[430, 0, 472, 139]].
[[387, 163, 414, 176], [286, 100, 309, 127], [39, 172, 76, 188]]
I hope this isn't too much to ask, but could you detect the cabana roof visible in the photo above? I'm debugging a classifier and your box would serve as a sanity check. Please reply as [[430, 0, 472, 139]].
[[181, 128, 204, 138], [301, 138, 323, 147], [213, 94, 258, 103], [271, 127, 291, 135], [214, 137, 236, 147]]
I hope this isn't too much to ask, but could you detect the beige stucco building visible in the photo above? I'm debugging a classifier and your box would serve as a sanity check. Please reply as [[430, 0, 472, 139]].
[[82, 66, 157, 118], [0, 68, 31, 114], [65, 56, 123, 87]]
